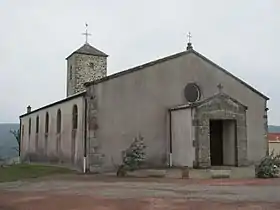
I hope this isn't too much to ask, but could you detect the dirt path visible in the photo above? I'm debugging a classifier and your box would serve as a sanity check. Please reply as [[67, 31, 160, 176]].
[[1, 176, 280, 209]]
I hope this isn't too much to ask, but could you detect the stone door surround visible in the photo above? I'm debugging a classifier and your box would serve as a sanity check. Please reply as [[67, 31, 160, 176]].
[[193, 92, 247, 168]]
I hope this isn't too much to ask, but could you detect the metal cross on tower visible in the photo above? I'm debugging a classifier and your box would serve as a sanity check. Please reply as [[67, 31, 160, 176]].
[[186, 32, 193, 50], [82, 23, 91, 44], [187, 32, 192, 43]]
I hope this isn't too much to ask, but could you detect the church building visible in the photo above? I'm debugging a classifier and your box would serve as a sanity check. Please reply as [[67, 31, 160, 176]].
[[19, 32, 269, 173]]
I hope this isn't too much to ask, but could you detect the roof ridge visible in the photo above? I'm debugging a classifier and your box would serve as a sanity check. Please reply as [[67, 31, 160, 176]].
[[84, 48, 269, 100], [19, 91, 86, 117], [85, 50, 189, 86], [191, 50, 269, 100]]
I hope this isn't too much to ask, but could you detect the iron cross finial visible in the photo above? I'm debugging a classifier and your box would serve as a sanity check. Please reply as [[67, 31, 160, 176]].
[[187, 32, 192, 43], [82, 23, 91, 44], [217, 83, 223, 92]]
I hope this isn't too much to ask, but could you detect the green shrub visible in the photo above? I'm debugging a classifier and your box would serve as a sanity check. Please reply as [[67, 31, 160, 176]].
[[255, 151, 280, 178], [117, 134, 146, 177]]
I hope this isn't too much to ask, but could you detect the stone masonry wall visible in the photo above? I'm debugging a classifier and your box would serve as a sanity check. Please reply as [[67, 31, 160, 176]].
[[67, 54, 107, 97], [85, 84, 105, 173]]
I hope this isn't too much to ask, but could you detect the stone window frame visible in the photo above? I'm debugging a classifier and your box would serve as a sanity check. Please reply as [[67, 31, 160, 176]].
[[89, 62, 94, 69]]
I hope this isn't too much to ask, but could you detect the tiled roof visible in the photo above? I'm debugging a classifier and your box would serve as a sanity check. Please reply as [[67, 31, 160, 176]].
[[19, 91, 86, 118], [66, 43, 108, 59], [268, 133, 280, 142]]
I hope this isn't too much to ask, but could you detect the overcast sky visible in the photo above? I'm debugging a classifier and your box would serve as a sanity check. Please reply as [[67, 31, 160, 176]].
[[0, 0, 279, 124]]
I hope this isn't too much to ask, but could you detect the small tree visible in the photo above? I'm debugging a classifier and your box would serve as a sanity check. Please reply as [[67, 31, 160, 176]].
[[0, 150, 4, 167], [117, 134, 146, 176], [10, 128, 20, 156], [0, 147, 4, 161]]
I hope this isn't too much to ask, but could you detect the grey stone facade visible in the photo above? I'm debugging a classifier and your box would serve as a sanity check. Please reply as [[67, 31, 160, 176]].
[[67, 53, 107, 97], [193, 92, 248, 168]]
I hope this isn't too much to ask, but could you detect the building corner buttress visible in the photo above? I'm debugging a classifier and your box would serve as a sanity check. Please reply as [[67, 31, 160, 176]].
[[85, 85, 105, 172]]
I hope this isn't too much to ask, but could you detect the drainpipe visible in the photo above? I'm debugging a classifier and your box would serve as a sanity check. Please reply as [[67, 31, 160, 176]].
[[168, 109, 173, 167], [83, 97, 88, 173], [19, 117, 22, 158]]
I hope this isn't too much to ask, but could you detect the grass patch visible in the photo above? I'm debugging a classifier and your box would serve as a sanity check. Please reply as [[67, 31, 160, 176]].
[[0, 164, 74, 182]]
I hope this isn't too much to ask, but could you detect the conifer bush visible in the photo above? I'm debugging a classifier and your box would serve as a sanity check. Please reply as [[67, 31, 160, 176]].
[[255, 151, 280, 178], [117, 134, 146, 177]]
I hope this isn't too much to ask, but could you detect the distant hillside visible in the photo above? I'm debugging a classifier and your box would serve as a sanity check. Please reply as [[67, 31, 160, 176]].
[[0, 123, 19, 159], [268, 125, 280, 133]]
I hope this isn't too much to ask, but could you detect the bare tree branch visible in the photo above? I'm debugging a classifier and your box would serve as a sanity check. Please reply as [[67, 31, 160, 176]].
[[10, 129, 20, 156]]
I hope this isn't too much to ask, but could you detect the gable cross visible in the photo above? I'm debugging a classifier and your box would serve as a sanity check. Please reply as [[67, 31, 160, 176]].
[[217, 83, 223, 93], [82, 23, 91, 44], [187, 32, 192, 43]]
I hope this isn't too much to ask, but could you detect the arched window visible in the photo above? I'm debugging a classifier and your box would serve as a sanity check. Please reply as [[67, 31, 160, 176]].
[[45, 112, 49, 133], [28, 118, 31, 136], [72, 105, 78, 130], [57, 109, 61, 133], [36, 116, 39, 134]]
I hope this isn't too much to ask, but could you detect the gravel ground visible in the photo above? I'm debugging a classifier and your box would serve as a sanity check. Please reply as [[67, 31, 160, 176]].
[[0, 176, 280, 209]]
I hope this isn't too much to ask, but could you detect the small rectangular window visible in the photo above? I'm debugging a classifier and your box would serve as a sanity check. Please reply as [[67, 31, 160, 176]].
[[89, 62, 94, 69], [70, 66, 73, 80]]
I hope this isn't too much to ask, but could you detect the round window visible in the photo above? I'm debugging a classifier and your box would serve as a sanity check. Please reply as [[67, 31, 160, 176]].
[[184, 83, 201, 103]]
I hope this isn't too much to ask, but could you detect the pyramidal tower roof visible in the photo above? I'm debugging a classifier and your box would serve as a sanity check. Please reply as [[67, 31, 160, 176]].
[[66, 23, 108, 59], [66, 43, 108, 59]]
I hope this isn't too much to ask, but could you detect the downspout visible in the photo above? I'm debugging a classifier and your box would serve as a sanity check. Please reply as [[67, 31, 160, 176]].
[[83, 97, 88, 173], [190, 107, 196, 167], [19, 117, 22, 158], [168, 109, 172, 167]]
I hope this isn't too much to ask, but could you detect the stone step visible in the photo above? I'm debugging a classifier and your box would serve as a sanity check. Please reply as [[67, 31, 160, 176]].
[[210, 169, 231, 179], [127, 169, 166, 178], [122, 166, 256, 179]]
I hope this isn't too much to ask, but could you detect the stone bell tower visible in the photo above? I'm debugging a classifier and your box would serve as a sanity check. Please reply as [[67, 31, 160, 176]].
[[66, 24, 108, 97]]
